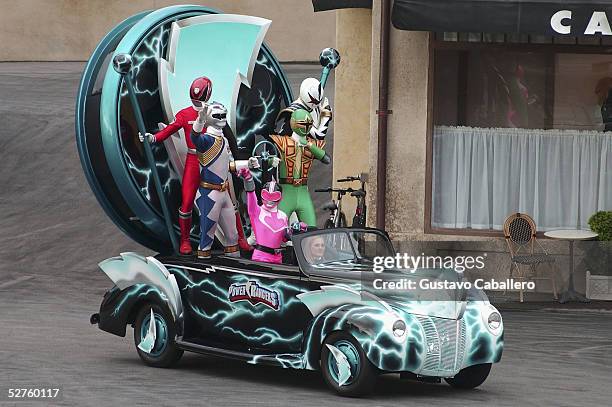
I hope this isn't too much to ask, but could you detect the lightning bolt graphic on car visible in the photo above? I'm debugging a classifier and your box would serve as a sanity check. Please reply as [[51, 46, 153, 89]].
[[159, 14, 271, 176]]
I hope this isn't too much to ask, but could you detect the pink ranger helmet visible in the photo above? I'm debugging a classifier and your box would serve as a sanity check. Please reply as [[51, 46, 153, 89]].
[[261, 180, 282, 203]]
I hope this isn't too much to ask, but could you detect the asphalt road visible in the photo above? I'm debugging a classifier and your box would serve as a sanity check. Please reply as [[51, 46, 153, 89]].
[[1, 63, 612, 407]]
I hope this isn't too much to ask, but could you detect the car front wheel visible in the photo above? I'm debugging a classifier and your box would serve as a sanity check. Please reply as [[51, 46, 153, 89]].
[[133, 303, 183, 368], [445, 363, 492, 389], [320, 332, 377, 397]]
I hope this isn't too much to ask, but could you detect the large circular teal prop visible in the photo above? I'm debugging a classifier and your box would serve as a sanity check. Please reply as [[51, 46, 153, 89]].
[[76, 5, 293, 253]]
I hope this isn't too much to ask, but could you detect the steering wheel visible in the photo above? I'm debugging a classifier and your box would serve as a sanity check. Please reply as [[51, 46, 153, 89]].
[[251, 140, 280, 173]]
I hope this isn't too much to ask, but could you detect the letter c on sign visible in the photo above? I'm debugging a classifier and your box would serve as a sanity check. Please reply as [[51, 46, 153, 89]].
[[551, 10, 572, 34]]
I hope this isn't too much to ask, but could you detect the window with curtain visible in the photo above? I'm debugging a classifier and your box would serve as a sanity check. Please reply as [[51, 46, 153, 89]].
[[431, 38, 612, 232]]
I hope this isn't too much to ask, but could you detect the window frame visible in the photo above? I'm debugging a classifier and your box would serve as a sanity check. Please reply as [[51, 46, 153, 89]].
[[424, 36, 612, 237]]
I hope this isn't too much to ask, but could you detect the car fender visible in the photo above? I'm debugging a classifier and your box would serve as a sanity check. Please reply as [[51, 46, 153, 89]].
[[97, 252, 184, 336], [299, 286, 425, 372], [97, 283, 175, 337], [461, 301, 504, 368]]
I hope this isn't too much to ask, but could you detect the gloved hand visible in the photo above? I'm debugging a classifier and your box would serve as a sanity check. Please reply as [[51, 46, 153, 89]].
[[310, 126, 326, 140], [193, 107, 207, 133], [268, 156, 281, 168], [238, 167, 252, 179], [138, 132, 155, 143], [321, 153, 331, 165], [234, 157, 260, 172], [290, 221, 308, 234], [310, 97, 332, 140], [193, 101, 209, 113], [321, 96, 331, 111], [239, 167, 255, 192], [247, 156, 260, 169]]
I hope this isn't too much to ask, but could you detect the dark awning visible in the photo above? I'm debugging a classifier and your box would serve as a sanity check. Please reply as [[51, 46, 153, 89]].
[[392, 0, 612, 36], [312, 0, 373, 12]]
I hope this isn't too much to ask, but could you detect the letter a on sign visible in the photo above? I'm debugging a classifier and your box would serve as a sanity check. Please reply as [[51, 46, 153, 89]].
[[585, 11, 612, 35]]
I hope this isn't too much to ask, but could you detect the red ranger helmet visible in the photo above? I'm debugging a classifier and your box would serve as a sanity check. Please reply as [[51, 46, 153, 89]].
[[190, 76, 213, 108]]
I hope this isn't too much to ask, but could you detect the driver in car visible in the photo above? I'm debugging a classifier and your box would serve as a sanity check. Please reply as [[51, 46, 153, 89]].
[[305, 236, 328, 264]]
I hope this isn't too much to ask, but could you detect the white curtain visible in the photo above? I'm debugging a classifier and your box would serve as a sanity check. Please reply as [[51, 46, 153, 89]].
[[432, 126, 612, 231]]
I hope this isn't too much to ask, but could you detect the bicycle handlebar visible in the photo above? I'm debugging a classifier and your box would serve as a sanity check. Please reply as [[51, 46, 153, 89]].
[[314, 187, 356, 194], [337, 175, 361, 183]]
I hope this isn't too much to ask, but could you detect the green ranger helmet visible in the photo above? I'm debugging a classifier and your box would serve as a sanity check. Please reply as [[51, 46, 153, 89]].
[[289, 109, 314, 143]]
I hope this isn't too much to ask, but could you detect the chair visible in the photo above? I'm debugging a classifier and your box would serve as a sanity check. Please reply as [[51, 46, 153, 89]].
[[503, 213, 557, 302]]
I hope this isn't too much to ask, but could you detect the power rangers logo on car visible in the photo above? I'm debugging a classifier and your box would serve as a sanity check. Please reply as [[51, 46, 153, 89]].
[[228, 281, 281, 310]]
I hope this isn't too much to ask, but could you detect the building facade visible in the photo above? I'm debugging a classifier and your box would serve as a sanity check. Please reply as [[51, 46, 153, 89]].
[[323, 0, 612, 295]]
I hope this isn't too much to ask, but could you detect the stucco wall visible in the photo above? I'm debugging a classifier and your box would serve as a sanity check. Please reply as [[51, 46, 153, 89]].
[[332, 8, 372, 218], [366, 1, 430, 239], [383, 29, 430, 239], [0, 0, 335, 62]]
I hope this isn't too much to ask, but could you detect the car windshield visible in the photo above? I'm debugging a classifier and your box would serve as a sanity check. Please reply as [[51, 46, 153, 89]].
[[349, 230, 395, 260], [300, 230, 394, 269]]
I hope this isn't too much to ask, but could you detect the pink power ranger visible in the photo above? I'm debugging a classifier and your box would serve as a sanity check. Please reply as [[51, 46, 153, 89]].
[[238, 168, 306, 264]]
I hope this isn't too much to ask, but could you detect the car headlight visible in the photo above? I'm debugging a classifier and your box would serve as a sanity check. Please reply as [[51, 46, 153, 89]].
[[392, 320, 406, 337], [487, 312, 501, 331]]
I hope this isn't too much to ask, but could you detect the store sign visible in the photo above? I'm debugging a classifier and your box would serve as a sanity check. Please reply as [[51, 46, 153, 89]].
[[551, 10, 612, 35]]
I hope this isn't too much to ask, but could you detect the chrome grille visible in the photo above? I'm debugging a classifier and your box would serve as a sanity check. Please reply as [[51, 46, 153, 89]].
[[456, 318, 467, 368], [436, 318, 458, 371], [416, 315, 466, 373], [416, 316, 440, 371]]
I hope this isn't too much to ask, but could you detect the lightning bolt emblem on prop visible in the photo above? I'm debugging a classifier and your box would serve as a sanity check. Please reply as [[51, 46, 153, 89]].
[[159, 14, 271, 175]]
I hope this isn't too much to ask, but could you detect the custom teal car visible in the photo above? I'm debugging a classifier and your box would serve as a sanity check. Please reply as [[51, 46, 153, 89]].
[[91, 228, 503, 396]]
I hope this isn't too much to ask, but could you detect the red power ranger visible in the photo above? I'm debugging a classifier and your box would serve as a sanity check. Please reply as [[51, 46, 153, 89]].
[[139, 77, 251, 255]]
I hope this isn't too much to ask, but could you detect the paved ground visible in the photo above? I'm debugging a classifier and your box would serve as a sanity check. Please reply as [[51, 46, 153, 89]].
[[1, 63, 611, 406]]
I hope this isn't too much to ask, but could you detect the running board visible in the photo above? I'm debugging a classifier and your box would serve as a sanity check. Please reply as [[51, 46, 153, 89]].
[[175, 339, 305, 369]]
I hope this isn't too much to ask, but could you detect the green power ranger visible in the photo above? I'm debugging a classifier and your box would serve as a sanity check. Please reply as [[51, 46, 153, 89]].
[[270, 109, 330, 226]]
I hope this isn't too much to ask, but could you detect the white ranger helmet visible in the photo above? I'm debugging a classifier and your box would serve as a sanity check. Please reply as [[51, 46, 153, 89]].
[[299, 77, 323, 110], [206, 102, 228, 129]]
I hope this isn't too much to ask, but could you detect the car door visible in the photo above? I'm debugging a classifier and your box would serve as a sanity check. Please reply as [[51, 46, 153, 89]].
[[215, 256, 312, 354], [165, 257, 237, 347]]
